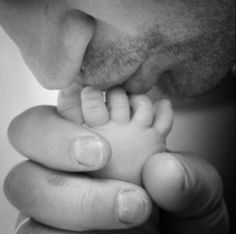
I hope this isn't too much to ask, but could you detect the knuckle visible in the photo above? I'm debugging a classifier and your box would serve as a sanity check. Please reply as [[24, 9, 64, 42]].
[[81, 186, 100, 214], [76, 184, 106, 226]]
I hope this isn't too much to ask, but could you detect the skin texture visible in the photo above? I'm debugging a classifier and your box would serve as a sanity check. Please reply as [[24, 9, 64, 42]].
[[0, 0, 234, 233], [58, 84, 174, 185], [0, 0, 234, 96]]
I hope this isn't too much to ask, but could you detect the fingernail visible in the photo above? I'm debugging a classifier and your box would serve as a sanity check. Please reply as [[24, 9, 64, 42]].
[[73, 136, 107, 167], [116, 190, 147, 225]]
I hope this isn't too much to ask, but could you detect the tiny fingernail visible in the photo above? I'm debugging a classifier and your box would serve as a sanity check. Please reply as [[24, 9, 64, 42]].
[[73, 136, 107, 168], [116, 190, 147, 225]]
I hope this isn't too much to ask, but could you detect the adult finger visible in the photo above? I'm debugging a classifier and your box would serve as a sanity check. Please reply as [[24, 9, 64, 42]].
[[16, 214, 159, 234], [8, 105, 111, 171], [5, 161, 152, 231], [143, 152, 229, 234]]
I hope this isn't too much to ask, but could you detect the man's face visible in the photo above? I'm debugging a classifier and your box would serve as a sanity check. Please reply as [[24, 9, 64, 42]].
[[0, 0, 235, 98]]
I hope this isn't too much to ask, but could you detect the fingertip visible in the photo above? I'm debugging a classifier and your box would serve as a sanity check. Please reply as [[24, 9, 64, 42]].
[[7, 105, 112, 172], [71, 133, 112, 171], [143, 152, 228, 233], [96, 136, 112, 169], [143, 151, 225, 219], [6, 161, 153, 231], [143, 153, 188, 212], [115, 189, 151, 228]]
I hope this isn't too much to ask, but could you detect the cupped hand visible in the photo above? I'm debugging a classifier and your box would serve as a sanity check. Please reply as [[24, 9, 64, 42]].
[[5, 105, 152, 231], [11, 151, 228, 234], [5, 105, 228, 234]]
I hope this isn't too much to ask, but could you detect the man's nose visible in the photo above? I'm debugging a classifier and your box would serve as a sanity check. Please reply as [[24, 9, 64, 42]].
[[36, 3, 96, 89], [0, 0, 97, 89], [34, 3, 97, 89]]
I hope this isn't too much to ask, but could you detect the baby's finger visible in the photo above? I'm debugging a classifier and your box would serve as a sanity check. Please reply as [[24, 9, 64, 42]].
[[8, 105, 111, 171]]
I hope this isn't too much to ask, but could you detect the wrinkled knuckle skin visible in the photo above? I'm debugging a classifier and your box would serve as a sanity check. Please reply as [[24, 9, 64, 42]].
[[80, 186, 100, 217]]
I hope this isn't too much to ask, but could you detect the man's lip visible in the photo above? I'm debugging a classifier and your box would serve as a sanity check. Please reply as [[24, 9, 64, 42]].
[[78, 76, 153, 94], [78, 64, 142, 91], [77, 56, 163, 94], [124, 79, 151, 94], [78, 79, 125, 91]]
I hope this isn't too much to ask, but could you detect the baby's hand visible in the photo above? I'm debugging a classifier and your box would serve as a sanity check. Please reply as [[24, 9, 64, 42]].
[[58, 83, 174, 185]]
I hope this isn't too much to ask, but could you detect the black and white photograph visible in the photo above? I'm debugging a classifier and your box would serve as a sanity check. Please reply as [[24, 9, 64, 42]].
[[0, 1, 235, 233]]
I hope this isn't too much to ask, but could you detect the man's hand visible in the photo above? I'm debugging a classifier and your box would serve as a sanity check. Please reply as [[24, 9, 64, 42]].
[[143, 152, 229, 234], [15, 213, 158, 234], [5, 106, 152, 231], [4, 106, 229, 234]]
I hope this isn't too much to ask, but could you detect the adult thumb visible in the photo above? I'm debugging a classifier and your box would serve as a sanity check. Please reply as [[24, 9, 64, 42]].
[[142, 152, 229, 234]]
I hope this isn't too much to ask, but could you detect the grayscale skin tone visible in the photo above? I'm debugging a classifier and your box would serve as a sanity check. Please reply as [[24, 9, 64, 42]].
[[0, 0, 234, 233], [57, 83, 174, 186]]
